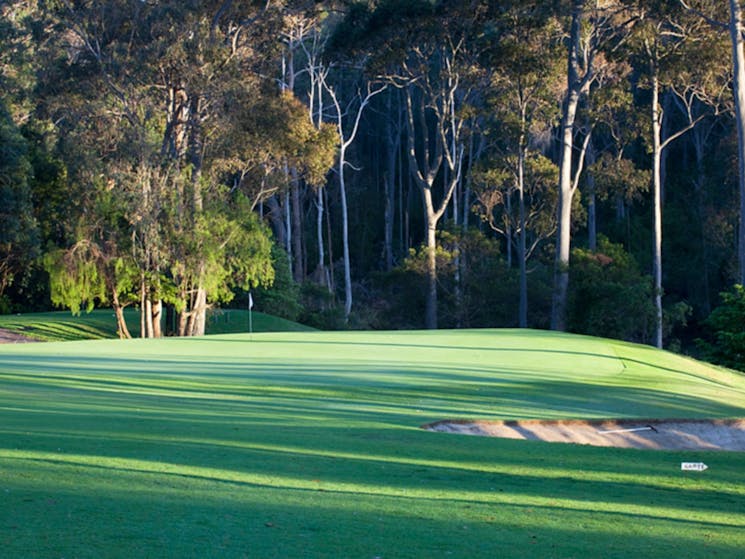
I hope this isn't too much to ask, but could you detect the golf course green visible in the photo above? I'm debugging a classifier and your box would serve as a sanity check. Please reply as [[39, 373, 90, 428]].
[[1, 329, 744, 558]]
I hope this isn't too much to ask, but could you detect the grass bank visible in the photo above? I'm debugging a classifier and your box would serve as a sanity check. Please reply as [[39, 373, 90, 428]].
[[0, 308, 313, 341]]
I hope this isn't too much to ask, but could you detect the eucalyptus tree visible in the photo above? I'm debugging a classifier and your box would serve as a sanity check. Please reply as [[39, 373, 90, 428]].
[[730, 0, 745, 284], [40, 0, 330, 336], [299, 24, 335, 287], [330, 1, 489, 328], [679, 0, 745, 286], [478, 0, 563, 328], [585, 77, 649, 248], [473, 153, 558, 327], [629, 0, 728, 347], [400, 47, 470, 329], [552, 0, 591, 331], [551, 0, 621, 331], [381, 88, 404, 273], [320, 71, 386, 319]]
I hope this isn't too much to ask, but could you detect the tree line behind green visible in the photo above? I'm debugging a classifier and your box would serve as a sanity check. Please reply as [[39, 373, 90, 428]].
[[1, 1, 744, 370]]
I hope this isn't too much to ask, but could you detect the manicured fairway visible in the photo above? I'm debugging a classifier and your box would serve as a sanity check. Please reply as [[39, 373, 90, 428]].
[[1, 329, 744, 558]]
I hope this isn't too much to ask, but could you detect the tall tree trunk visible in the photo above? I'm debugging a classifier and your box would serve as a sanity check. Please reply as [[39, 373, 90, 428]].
[[321, 77, 386, 319], [111, 289, 132, 340], [178, 308, 189, 337], [188, 287, 207, 336], [291, 173, 304, 283], [285, 187, 292, 270], [338, 152, 353, 318], [586, 138, 597, 252], [265, 195, 287, 249], [403, 84, 462, 329], [424, 201, 438, 330], [651, 68, 664, 349], [730, 0, 745, 284], [315, 187, 327, 286], [518, 138, 528, 329], [145, 295, 154, 339], [324, 187, 335, 292], [185, 94, 208, 337], [692, 123, 712, 315], [383, 93, 399, 272], [506, 191, 513, 268], [152, 299, 162, 339], [551, 0, 586, 331], [140, 276, 146, 338], [312, 75, 329, 288]]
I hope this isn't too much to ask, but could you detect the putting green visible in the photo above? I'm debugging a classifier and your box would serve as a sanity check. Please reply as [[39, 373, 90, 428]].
[[1, 329, 744, 558]]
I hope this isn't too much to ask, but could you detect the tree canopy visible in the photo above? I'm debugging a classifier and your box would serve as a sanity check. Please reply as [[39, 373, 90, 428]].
[[1, 0, 745, 354]]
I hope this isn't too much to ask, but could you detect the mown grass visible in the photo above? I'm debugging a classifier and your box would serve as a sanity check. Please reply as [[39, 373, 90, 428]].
[[0, 308, 313, 341], [0, 329, 744, 558]]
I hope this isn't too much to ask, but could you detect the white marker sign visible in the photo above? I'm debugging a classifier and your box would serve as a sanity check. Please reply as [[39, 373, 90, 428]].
[[681, 462, 708, 472]]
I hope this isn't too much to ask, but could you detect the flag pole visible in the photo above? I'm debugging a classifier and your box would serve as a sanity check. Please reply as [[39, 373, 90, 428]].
[[248, 291, 253, 336]]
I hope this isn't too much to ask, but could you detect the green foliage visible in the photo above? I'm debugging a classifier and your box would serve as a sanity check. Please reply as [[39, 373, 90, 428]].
[[0, 0, 739, 349], [167, 192, 275, 311], [372, 227, 551, 329], [590, 153, 650, 204], [211, 90, 339, 192], [472, 151, 560, 248], [0, 98, 40, 296], [299, 282, 347, 330], [247, 244, 302, 322], [698, 285, 745, 371], [568, 236, 656, 343], [43, 244, 107, 316]]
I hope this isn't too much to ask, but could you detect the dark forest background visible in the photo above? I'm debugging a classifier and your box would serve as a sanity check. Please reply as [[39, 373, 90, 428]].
[[3, 0, 745, 367]]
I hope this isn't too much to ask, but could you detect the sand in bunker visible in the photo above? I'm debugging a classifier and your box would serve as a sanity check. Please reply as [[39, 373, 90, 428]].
[[0, 328, 39, 344], [422, 418, 745, 451]]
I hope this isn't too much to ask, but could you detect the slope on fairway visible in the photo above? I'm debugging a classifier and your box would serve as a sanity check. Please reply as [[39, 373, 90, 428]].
[[0, 329, 744, 559]]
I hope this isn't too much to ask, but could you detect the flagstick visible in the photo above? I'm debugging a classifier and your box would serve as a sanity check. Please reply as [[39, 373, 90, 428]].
[[248, 291, 253, 338]]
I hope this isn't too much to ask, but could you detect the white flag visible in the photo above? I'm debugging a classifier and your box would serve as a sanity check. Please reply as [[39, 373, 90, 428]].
[[248, 292, 254, 309]]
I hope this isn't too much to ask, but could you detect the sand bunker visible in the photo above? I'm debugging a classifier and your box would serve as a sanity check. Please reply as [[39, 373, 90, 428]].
[[423, 418, 745, 451], [0, 328, 39, 344]]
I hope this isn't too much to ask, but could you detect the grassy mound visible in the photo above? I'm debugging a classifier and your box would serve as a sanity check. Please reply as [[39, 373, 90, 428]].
[[0, 329, 744, 558], [0, 308, 313, 341]]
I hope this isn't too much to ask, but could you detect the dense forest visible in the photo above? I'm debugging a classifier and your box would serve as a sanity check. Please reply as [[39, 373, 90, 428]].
[[3, 0, 745, 365]]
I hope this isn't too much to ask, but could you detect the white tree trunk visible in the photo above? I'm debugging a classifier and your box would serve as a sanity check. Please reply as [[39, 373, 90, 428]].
[[551, 0, 586, 332], [651, 70, 664, 349], [518, 142, 528, 329], [338, 148, 353, 318], [321, 76, 386, 320], [315, 188, 326, 285], [425, 204, 438, 330], [730, 0, 745, 284]]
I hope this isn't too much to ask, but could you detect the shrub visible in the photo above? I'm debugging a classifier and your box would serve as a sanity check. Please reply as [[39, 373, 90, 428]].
[[697, 285, 745, 372], [568, 236, 656, 343]]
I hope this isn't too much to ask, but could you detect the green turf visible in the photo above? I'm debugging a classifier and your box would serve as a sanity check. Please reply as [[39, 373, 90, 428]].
[[0, 308, 313, 341], [0, 329, 744, 558]]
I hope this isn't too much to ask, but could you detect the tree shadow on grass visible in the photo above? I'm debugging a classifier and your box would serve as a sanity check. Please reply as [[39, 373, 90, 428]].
[[1, 344, 744, 558], [2, 447, 744, 559]]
